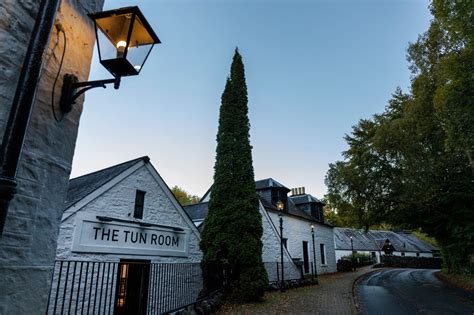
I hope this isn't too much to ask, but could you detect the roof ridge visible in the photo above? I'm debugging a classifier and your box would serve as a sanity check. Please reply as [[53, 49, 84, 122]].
[[70, 156, 149, 181]]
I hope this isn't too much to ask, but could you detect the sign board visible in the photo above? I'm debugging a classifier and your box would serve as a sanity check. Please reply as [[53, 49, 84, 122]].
[[72, 217, 189, 257]]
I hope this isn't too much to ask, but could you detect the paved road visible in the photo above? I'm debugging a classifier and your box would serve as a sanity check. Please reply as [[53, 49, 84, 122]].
[[357, 268, 474, 315], [219, 266, 376, 314]]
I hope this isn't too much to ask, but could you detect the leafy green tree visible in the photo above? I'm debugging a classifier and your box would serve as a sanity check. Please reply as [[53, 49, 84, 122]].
[[200, 49, 268, 301], [326, 0, 474, 274], [170, 186, 200, 206]]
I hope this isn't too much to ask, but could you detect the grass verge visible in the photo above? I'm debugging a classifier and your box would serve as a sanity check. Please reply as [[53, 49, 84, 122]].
[[436, 270, 474, 291]]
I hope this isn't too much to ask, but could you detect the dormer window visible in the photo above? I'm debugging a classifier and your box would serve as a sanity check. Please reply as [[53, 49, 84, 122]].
[[134, 190, 146, 219], [271, 189, 287, 208]]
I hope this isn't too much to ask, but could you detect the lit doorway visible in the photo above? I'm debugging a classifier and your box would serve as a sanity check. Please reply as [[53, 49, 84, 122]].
[[115, 260, 150, 315]]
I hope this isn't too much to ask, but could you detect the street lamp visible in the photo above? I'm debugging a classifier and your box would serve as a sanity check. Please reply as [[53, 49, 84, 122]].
[[350, 235, 356, 271], [60, 6, 161, 113], [310, 224, 319, 284], [276, 200, 285, 292]]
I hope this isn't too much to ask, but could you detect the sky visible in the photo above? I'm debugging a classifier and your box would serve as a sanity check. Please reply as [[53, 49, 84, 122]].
[[71, 0, 432, 199]]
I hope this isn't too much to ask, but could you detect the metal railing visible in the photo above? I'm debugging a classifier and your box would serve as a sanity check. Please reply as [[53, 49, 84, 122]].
[[263, 261, 304, 283], [46, 260, 202, 315]]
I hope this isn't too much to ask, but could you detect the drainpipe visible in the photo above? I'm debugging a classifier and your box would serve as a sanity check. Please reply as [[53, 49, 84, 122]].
[[0, 0, 60, 236]]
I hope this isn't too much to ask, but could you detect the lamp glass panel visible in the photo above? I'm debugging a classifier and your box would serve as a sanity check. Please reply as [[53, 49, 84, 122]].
[[125, 15, 155, 73], [96, 25, 122, 61], [125, 43, 153, 74], [95, 13, 133, 56]]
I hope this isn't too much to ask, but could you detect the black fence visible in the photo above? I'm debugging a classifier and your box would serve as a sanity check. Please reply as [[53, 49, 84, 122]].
[[46, 260, 202, 315]]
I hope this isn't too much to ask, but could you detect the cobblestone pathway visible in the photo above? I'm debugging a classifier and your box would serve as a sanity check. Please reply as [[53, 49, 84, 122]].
[[218, 266, 377, 315]]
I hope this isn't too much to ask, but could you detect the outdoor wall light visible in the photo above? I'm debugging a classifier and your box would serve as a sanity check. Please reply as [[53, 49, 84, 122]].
[[276, 200, 285, 212], [59, 6, 161, 113]]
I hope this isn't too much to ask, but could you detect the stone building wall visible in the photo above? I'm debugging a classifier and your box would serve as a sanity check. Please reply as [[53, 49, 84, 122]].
[[260, 202, 301, 281], [50, 163, 202, 314], [267, 211, 337, 274], [57, 164, 202, 263], [0, 0, 104, 313]]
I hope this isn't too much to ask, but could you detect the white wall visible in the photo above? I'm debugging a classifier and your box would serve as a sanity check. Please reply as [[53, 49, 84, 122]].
[[0, 1, 105, 313], [52, 163, 202, 314], [266, 212, 337, 274], [260, 203, 301, 281], [57, 164, 201, 263]]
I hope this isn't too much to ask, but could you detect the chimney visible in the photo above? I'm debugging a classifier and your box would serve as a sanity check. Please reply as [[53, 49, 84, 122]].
[[291, 187, 306, 196]]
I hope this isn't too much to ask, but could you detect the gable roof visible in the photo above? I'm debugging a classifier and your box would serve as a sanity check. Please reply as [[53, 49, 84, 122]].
[[65, 156, 149, 209], [63, 156, 201, 239], [333, 227, 438, 253]]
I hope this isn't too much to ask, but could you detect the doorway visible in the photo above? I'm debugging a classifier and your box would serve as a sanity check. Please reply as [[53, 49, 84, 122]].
[[115, 259, 150, 315], [302, 241, 309, 273]]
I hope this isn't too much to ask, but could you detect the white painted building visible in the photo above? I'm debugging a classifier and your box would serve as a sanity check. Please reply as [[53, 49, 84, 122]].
[[51, 157, 202, 314], [333, 227, 438, 264], [184, 178, 337, 282]]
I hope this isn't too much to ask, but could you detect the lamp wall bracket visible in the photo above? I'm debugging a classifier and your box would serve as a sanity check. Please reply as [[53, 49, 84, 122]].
[[59, 74, 121, 113]]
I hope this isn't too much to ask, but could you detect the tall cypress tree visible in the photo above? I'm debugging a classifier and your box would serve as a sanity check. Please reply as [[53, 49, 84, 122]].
[[200, 49, 268, 301]]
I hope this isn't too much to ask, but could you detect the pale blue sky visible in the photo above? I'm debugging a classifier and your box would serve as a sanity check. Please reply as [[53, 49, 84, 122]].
[[71, 0, 432, 199]]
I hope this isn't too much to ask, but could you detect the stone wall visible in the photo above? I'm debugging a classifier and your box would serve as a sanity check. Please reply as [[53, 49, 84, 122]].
[[267, 211, 337, 274], [0, 0, 104, 313], [260, 202, 301, 281], [57, 164, 202, 263], [51, 163, 203, 314]]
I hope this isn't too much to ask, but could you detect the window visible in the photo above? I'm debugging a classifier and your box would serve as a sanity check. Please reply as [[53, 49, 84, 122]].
[[310, 204, 318, 219], [302, 241, 309, 273], [416, 252, 420, 257], [134, 190, 146, 219], [320, 244, 326, 265], [282, 238, 288, 249], [401, 252, 405, 257], [271, 189, 287, 207]]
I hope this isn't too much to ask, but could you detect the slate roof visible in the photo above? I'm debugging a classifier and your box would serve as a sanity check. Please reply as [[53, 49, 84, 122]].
[[255, 178, 290, 191], [183, 202, 209, 221], [192, 178, 329, 226], [65, 156, 148, 209], [290, 194, 324, 205], [333, 227, 438, 253], [184, 196, 332, 227], [260, 196, 332, 226]]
